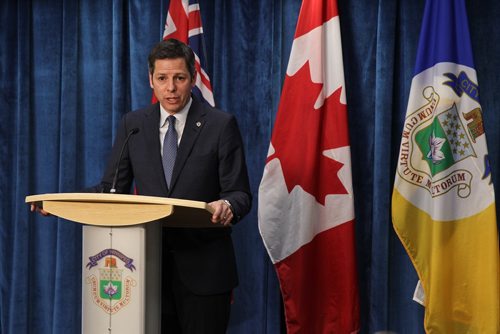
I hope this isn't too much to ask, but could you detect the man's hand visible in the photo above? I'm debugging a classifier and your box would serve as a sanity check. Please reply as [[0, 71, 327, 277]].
[[208, 199, 233, 226], [30, 204, 50, 216]]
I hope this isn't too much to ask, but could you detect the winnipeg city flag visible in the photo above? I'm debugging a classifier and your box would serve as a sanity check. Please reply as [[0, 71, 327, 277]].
[[392, 0, 500, 332], [258, 0, 359, 332]]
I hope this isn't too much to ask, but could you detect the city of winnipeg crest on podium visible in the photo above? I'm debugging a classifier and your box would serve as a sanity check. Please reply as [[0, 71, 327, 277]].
[[85, 249, 137, 314]]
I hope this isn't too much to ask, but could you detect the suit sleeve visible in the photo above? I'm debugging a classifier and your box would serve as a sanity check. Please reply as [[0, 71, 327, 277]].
[[217, 115, 252, 223]]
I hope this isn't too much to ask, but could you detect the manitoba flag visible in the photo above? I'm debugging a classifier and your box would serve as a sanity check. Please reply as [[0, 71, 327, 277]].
[[161, 0, 214, 106], [258, 0, 359, 332]]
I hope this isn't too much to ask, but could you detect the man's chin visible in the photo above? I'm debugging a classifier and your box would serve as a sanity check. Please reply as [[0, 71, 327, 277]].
[[161, 103, 181, 114]]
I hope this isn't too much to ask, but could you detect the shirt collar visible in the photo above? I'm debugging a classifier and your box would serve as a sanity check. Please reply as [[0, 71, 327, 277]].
[[159, 97, 192, 127]]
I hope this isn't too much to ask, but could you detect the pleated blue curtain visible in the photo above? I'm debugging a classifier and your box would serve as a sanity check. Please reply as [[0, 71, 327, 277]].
[[1, 0, 499, 333], [338, 1, 425, 331]]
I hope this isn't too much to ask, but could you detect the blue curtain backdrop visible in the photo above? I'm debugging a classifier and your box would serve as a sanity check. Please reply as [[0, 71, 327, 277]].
[[1, 0, 499, 333]]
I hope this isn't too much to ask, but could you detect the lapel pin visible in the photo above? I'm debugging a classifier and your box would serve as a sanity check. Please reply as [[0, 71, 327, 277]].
[[196, 121, 202, 127]]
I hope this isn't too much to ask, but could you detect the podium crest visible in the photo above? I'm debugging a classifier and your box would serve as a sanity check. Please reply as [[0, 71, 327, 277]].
[[85, 249, 137, 314]]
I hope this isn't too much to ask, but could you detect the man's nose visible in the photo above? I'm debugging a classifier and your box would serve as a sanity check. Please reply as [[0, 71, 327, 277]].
[[166, 79, 176, 92]]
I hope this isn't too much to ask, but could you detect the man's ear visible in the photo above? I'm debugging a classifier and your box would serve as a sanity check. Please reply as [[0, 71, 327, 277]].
[[149, 73, 154, 89], [191, 71, 197, 88]]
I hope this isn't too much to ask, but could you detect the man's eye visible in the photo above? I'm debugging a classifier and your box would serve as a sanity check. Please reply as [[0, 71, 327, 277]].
[[175, 76, 186, 81], [157, 76, 165, 81]]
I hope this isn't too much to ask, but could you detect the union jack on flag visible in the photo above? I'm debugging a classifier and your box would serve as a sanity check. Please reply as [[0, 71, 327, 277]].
[[163, 0, 215, 106]]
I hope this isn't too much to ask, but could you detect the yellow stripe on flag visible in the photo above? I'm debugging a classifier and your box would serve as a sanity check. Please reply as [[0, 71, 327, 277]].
[[392, 189, 500, 333]]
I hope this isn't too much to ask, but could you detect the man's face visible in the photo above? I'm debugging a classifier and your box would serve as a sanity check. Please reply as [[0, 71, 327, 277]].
[[149, 58, 196, 114]]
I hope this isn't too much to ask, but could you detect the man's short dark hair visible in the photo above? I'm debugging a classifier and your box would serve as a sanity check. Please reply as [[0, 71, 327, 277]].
[[148, 39, 196, 78]]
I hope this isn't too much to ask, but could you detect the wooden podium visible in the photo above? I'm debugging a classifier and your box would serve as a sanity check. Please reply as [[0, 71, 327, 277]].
[[25, 193, 219, 334]]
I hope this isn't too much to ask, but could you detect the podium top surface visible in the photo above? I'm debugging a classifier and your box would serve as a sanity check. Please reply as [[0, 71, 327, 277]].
[[26, 193, 219, 227], [26, 193, 211, 208]]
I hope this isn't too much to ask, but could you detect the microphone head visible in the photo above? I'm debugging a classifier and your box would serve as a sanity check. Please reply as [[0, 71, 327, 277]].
[[130, 128, 139, 134]]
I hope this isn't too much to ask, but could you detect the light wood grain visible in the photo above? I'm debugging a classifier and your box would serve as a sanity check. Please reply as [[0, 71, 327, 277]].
[[26, 193, 220, 227]]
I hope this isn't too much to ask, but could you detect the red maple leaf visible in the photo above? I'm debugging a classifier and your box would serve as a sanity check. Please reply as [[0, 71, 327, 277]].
[[268, 62, 350, 205]]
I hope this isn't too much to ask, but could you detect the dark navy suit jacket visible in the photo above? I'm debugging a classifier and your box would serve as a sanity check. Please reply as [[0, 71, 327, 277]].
[[95, 97, 251, 295]]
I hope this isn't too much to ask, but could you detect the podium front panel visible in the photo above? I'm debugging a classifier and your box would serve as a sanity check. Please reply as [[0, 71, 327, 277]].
[[82, 226, 147, 334]]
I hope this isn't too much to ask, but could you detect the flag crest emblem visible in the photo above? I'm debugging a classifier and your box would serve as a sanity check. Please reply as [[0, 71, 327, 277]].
[[396, 64, 492, 214]]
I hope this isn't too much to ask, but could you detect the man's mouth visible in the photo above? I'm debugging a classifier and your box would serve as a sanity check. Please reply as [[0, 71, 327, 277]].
[[165, 97, 179, 103]]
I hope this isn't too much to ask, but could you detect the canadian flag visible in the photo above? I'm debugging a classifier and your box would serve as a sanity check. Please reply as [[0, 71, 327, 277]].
[[159, 0, 214, 106], [258, 0, 359, 332]]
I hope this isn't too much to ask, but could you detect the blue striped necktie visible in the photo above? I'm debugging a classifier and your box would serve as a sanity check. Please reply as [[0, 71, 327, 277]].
[[162, 115, 178, 188]]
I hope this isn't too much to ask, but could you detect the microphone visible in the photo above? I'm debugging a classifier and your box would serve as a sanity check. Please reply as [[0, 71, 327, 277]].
[[109, 128, 139, 193]]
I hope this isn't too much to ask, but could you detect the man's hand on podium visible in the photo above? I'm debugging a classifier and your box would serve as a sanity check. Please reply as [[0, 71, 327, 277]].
[[208, 199, 234, 226], [30, 203, 50, 216]]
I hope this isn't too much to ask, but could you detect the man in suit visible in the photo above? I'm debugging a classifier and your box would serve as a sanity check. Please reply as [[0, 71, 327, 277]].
[[91, 39, 251, 332], [30, 38, 250, 332]]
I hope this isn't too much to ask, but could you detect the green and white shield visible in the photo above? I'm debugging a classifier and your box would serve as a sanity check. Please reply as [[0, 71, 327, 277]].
[[99, 268, 123, 300]]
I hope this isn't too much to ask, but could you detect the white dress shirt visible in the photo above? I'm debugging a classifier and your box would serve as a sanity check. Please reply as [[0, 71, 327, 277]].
[[159, 97, 192, 157]]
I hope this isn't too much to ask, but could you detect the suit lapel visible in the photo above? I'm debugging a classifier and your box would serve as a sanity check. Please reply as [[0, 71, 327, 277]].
[[143, 103, 169, 194], [169, 99, 207, 194]]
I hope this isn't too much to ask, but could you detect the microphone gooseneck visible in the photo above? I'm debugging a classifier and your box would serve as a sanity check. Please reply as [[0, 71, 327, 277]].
[[109, 128, 139, 193]]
